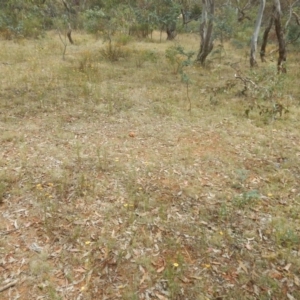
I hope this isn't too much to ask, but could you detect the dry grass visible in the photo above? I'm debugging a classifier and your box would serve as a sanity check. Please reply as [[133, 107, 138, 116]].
[[0, 31, 300, 299]]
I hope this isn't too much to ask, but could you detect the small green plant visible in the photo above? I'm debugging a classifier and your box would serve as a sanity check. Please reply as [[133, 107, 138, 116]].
[[163, 261, 183, 298], [272, 218, 300, 248], [181, 72, 192, 112], [210, 44, 227, 63], [219, 202, 230, 220], [165, 45, 194, 74], [96, 147, 110, 171], [233, 190, 260, 208], [78, 51, 93, 72], [134, 49, 158, 68], [165, 45, 194, 112], [100, 41, 129, 62], [129, 23, 152, 38], [115, 33, 132, 45]]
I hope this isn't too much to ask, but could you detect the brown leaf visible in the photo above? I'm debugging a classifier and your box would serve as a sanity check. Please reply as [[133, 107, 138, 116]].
[[294, 275, 300, 286], [253, 284, 260, 296], [269, 269, 282, 279], [287, 293, 296, 300], [245, 243, 252, 250], [139, 272, 147, 285], [156, 266, 165, 273], [156, 293, 168, 300], [74, 267, 86, 273], [180, 276, 190, 283], [283, 263, 291, 272], [238, 261, 248, 274]]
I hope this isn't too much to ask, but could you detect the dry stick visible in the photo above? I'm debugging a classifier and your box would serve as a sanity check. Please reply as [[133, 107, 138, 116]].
[[186, 82, 191, 114], [57, 29, 68, 60], [234, 73, 257, 94], [0, 279, 19, 292], [293, 11, 300, 25], [0, 228, 20, 236]]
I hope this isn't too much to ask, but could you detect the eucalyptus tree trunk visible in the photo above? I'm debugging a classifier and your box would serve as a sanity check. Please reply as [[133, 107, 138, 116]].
[[260, 13, 274, 62], [196, 0, 214, 65], [250, 0, 265, 67], [273, 0, 286, 73], [166, 22, 177, 40]]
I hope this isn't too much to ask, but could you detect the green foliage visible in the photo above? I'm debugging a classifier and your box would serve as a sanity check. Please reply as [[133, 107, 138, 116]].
[[190, 3, 202, 19], [83, 4, 135, 41], [272, 218, 300, 248], [130, 0, 180, 39], [214, 6, 236, 43], [134, 49, 158, 68], [115, 33, 132, 45], [22, 15, 44, 38], [165, 45, 194, 112], [0, 1, 59, 38], [83, 7, 107, 34], [287, 23, 300, 46], [165, 45, 194, 74], [129, 23, 152, 38], [100, 41, 129, 62], [233, 190, 260, 208], [158, 0, 181, 28]]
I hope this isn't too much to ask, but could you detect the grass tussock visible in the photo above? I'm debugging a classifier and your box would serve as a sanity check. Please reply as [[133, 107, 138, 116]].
[[0, 30, 300, 299]]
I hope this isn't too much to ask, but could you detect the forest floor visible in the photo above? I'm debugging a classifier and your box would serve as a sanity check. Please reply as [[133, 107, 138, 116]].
[[0, 31, 300, 299]]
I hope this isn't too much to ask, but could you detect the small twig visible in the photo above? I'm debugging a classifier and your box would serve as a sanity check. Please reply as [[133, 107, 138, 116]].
[[293, 11, 300, 25], [186, 82, 192, 114], [234, 74, 257, 87], [0, 228, 20, 236], [57, 29, 68, 60], [0, 279, 19, 292]]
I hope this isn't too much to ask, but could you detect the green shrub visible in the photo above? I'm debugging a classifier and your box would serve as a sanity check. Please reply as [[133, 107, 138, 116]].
[[287, 23, 300, 46], [22, 16, 44, 39], [134, 49, 158, 68], [83, 7, 107, 34], [100, 42, 129, 62], [165, 45, 194, 74], [115, 33, 132, 45], [129, 23, 152, 38]]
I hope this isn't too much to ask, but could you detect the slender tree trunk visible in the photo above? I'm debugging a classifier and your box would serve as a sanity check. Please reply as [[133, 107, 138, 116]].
[[166, 22, 177, 40], [273, 0, 286, 73], [67, 23, 74, 44], [250, 0, 265, 67], [260, 13, 274, 62], [196, 0, 215, 65]]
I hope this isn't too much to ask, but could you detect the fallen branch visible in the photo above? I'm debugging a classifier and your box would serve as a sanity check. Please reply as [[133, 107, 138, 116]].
[[0, 279, 19, 292], [234, 71, 258, 95]]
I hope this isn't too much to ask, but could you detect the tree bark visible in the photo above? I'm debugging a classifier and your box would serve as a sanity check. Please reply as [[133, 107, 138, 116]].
[[260, 12, 274, 62], [166, 22, 177, 40], [250, 0, 265, 67], [67, 23, 74, 44], [273, 0, 286, 73], [196, 0, 215, 65]]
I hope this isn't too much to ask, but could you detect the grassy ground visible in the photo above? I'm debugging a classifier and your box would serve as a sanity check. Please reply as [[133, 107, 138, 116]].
[[0, 31, 300, 300]]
